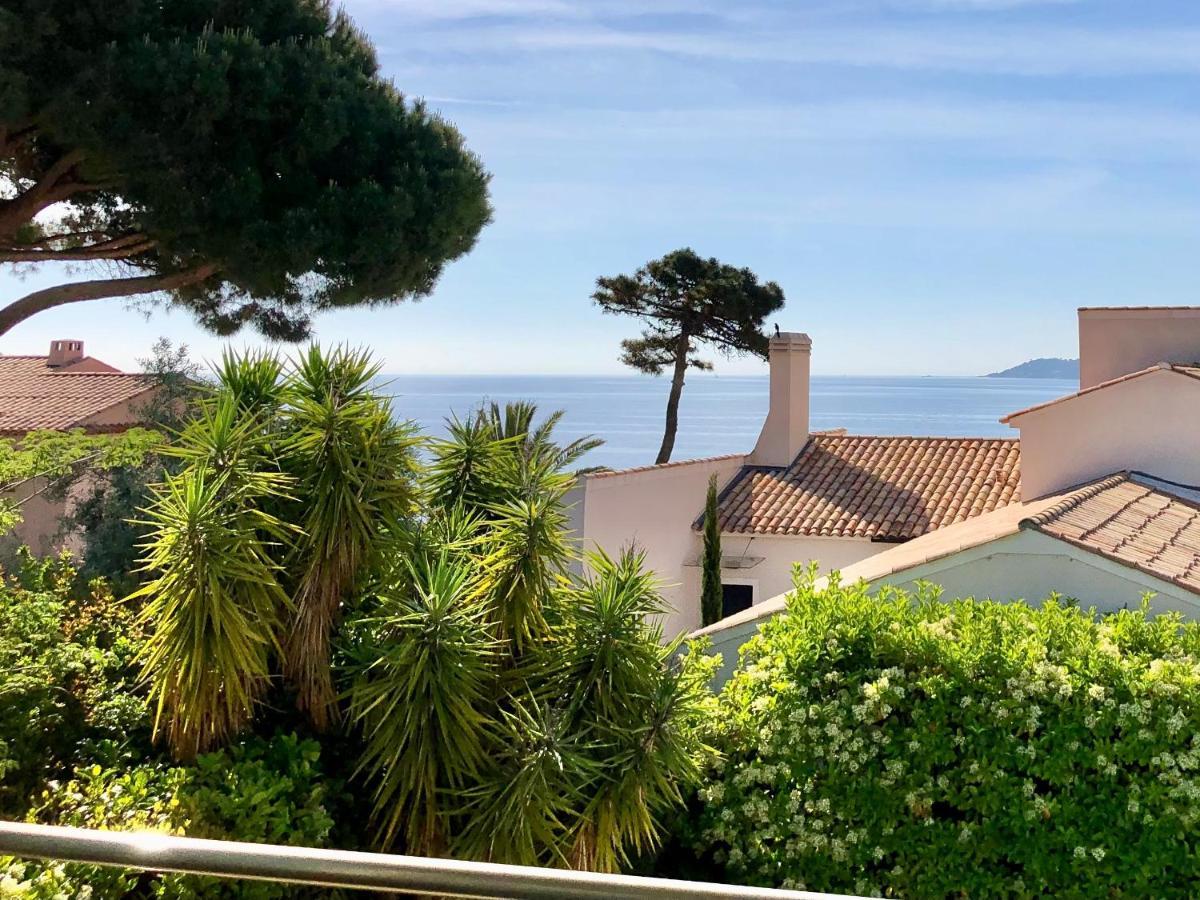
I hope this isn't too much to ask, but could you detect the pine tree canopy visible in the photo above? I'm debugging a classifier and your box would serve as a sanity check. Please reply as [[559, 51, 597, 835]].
[[0, 0, 492, 338]]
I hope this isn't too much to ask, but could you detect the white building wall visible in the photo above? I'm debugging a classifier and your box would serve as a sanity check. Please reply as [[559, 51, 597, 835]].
[[1079, 307, 1200, 389], [1012, 370, 1200, 499], [715, 532, 879, 611], [577, 456, 748, 637], [875, 530, 1200, 616], [704, 530, 1200, 684]]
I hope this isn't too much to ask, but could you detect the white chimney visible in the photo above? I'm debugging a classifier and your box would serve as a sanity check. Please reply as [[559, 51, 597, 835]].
[[47, 339, 85, 368], [748, 331, 811, 468]]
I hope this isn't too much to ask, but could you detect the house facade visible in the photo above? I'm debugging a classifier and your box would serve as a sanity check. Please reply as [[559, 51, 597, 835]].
[[571, 329, 1024, 636], [0, 340, 159, 554], [696, 306, 1200, 673], [573, 306, 1200, 647]]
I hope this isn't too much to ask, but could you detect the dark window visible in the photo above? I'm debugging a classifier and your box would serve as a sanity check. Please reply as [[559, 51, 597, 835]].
[[721, 583, 754, 619]]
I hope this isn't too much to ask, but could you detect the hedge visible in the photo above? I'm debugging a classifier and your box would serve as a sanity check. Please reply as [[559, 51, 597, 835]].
[[686, 571, 1200, 897]]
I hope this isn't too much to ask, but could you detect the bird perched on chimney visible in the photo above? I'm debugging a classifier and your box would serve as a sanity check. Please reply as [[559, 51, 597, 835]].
[[774, 323, 781, 337]]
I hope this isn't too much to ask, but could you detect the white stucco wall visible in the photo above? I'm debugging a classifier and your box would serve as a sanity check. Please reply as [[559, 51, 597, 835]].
[[873, 529, 1200, 616], [577, 455, 883, 638], [1079, 307, 1200, 389], [1011, 368, 1200, 499], [579, 456, 747, 636], [577, 456, 747, 637], [714, 532, 879, 611]]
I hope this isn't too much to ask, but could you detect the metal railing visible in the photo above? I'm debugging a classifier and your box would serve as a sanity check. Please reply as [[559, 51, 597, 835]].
[[0, 822, 851, 899]]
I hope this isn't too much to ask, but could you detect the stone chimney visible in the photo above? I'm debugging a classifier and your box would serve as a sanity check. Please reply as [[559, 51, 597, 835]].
[[748, 331, 811, 468], [47, 339, 85, 368]]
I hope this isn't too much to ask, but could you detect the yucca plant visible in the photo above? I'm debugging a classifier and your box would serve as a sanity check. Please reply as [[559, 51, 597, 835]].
[[131, 466, 293, 760], [135, 346, 420, 753], [348, 408, 716, 871], [281, 346, 420, 729], [347, 548, 497, 855]]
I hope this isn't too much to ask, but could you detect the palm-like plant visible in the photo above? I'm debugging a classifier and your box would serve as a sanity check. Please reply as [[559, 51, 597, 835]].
[[347, 549, 497, 855], [281, 346, 420, 729], [132, 465, 292, 761], [348, 408, 716, 871], [135, 346, 421, 755]]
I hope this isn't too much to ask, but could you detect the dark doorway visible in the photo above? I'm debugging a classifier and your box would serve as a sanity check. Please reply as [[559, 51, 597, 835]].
[[721, 582, 754, 619]]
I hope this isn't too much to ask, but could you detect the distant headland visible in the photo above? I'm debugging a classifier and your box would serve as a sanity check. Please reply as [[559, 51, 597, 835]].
[[986, 358, 1079, 379]]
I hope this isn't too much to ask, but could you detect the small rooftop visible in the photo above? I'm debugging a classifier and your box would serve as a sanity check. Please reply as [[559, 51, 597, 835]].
[[708, 433, 1022, 542], [1025, 472, 1200, 596], [0, 343, 152, 436]]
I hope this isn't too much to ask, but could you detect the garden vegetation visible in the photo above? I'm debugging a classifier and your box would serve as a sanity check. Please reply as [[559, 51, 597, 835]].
[[684, 569, 1200, 897], [0, 348, 716, 895]]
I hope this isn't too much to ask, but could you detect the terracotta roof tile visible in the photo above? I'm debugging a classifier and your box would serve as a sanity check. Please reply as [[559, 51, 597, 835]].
[[712, 434, 1021, 541], [694, 472, 1200, 639], [586, 453, 745, 480], [1022, 473, 1200, 595], [0, 355, 152, 435]]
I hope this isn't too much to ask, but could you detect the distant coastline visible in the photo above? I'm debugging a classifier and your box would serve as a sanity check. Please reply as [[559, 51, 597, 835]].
[[986, 358, 1078, 379]]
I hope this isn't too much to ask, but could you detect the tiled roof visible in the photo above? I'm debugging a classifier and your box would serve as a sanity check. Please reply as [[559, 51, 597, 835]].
[[693, 471, 1200, 639], [711, 434, 1021, 541], [1024, 473, 1200, 595], [1001, 363, 1200, 423], [0, 355, 152, 436], [586, 453, 746, 480]]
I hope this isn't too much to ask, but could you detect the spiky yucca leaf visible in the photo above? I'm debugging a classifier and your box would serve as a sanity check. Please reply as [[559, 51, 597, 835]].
[[477, 490, 572, 649], [131, 467, 292, 760], [559, 549, 719, 872], [481, 400, 602, 471], [212, 348, 286, 418], [455, 695, 593, 867], [347, 550, 497, 854], [282, 345, 421, 729]]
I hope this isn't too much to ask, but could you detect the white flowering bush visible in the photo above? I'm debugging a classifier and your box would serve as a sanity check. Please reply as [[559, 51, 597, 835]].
[[686, 569, 1200, 897]]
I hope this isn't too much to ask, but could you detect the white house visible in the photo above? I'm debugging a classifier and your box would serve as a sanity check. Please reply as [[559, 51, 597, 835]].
[[694, 306, 1200, 670], [572, 330, 1023, 636], [572, 306, 1200, 647]]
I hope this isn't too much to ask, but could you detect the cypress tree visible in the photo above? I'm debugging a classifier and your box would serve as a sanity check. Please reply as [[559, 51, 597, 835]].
[[701, 473, 723, 627]]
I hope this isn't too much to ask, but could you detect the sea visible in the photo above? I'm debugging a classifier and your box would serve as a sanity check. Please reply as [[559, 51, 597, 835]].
[[379, 375, 1075, 471]]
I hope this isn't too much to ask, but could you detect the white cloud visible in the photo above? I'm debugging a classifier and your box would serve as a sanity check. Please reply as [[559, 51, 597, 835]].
[[412, 22, 1200, 77], [886, 0, 1082, 9]]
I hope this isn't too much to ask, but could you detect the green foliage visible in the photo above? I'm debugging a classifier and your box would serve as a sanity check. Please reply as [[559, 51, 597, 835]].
[[0, 552, 150, 818], [282, 345, 421, 728], [0, 428, 162, 536], [135, 346, 420, 754], [54, 339, 203, 593], [700, 474, 722, 628], [0, 0, 491, 337], [346, 408, 716, 871], [1, 734, 335, 899], [686, 569, 1200, 896], [592, 248, 785, 463], [132, 465, 294, 760]]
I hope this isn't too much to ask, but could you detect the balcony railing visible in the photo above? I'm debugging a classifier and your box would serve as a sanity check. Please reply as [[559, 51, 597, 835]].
[[0, 821, 852, 899]]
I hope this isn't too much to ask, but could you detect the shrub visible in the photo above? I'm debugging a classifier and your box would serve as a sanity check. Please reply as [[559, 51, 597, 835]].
[[0, 552, 150, 816], [1, 734, 335, 899], [685, 570, 1200, 897]]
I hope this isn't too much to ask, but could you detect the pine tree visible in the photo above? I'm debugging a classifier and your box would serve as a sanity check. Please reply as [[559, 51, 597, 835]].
[[592, 248, 785, 464]]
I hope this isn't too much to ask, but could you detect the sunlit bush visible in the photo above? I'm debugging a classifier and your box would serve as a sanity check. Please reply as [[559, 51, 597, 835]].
[[687, 570, 1200, 897]]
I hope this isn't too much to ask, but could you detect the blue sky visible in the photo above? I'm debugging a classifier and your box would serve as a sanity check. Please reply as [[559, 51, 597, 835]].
[[2, 0, 1199, 375]]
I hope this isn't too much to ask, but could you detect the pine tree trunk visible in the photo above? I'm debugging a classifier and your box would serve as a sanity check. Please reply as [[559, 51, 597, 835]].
[[655, 332, 690, 465]]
